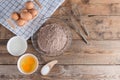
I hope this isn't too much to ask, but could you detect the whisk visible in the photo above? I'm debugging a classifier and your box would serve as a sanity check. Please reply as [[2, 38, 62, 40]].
[[59, 6, 89, 44], [71, 4, 89, 36]]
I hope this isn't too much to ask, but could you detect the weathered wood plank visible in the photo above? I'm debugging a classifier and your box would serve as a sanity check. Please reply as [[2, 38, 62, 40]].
[[74, 16, 120, 40], [89, 0, 120, 3], [77, 4, 117, 15], [2, 16, 120, 40], [55, 1, 120, 16], [70, 0, 120, 4], [0, 65, 120, 80], [1, 40, 120, 64], [57, 16, 120, 40], [42, 40, 120, 64], [0, 24, 14, 39]]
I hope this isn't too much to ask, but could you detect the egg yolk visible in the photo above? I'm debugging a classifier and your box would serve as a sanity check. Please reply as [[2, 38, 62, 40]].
[[20, 55, 37, 73]]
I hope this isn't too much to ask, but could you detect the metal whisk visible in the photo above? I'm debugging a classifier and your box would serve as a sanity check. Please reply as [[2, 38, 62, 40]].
[[59, 5, 89, 44], [71, 4, 89, 36]]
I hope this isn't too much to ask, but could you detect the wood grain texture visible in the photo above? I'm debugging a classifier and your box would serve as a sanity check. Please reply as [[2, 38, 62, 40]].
[[0, 40, 120, 65], [70, 0, 120, 4], [57, 16, 120, 40], [89, 0, 120, 3], [72, 16, 120, 40], [0, 24, 14, 39], [54, 0, 120, 16], [0, 0, 120, 80], [42, 40, 120, 65], [0, 65, 120, 80], [2, 16, 120, 40]]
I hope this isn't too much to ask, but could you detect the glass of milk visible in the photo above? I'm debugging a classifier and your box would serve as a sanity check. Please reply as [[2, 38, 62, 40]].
[[7, 36, 28, 56]]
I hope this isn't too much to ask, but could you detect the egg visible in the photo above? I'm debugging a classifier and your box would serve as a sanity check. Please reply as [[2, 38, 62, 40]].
[[11, 12, 20, 21], [17, 19, 27, 26], [29, 9, 38, 18], [19, 54, 37, 73], [21, 9, 28, 13], [7, 36, 27, 56], [17, 54, 39, 74], [20, 12, 32, 21], [25, 1, 34, 9]]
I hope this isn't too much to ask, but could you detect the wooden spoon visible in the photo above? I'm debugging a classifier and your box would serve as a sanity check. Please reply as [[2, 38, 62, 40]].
[[34, 0, 42, 8], [6, 19, 16, 29]]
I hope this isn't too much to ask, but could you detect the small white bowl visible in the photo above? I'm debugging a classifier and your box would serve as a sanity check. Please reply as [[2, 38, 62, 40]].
[[7, 36, 27, 56], [17, 53, 39, 75]]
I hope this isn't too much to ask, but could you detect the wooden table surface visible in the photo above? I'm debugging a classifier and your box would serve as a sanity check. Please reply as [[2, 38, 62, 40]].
[[1, 0, 120, 80]]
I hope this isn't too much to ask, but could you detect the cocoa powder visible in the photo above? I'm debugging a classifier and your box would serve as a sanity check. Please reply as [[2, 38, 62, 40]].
[[37, 23, 68, 55]]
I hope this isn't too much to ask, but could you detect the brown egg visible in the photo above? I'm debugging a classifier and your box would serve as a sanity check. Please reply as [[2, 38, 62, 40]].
[[21, 9, 28, 13], [29, 9, 38, 18], [17, 19, 27, 26], [20, 12, 32, 21], [11, 12, 20, 21], [25, 1, 34, 9]]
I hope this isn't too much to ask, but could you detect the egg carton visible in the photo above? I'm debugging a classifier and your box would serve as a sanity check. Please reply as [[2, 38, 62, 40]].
[[0, 0, 64, 40]]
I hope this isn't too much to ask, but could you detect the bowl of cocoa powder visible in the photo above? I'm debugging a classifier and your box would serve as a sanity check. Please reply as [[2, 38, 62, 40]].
[[31, 17, 72, 57]]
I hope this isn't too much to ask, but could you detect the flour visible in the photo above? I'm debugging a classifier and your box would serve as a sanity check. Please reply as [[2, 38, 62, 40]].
[[37, 23, 67, 54]]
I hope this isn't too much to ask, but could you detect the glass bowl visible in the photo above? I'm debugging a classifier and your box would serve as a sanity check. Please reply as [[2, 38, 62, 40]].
[[31, 17, 72, 57]]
